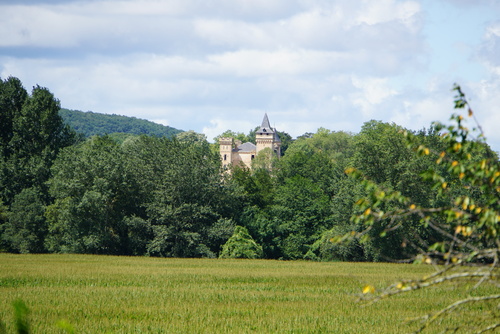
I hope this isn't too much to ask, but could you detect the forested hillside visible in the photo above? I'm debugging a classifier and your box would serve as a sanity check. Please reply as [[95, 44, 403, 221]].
[[1, 77, 498, 263], [59, 108, 183, 138]]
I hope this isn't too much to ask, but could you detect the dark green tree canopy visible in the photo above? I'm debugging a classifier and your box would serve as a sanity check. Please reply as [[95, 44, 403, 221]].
[[59, 108, 182, 138], [1, 74, 497, 292], [0, 77, 27, 156], [0, 80, 78, 206]]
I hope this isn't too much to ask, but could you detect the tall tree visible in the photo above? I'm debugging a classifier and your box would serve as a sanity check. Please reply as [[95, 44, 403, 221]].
[[2, 187, 47, 253], [0, 77, 27, 156], [271, 176, 331, 259], [0, 79, 77, 253], [345, 121, 446, 260], [343, 86, 500, 332], [140, 139, 237, 257], [0, 83, 77, 205], [46, 136, 141, 254]]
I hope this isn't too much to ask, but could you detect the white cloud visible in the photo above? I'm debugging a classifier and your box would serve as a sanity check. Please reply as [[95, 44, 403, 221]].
[[203, 118, 254, 142], [467, 78, 500, 149], [479, 21, 500, 70], [0, 0, 498, 153], [355, 0, 420, 27], [194, 1, 423, 57], [208, 49, 342, 76], [0, 5, 86, 47], [350, 76, 398, 118], [392, 95, 450, 131]]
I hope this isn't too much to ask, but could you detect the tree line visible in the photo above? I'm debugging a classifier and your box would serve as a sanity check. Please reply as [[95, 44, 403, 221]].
[[59, 108, 182, 139], [0, 76, 497, 261]]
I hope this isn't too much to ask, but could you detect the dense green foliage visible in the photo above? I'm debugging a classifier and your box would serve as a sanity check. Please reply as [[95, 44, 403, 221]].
[[45, 135, 237, 257], [0, 77, 78, 253], [345, 86, 500, 332], [0, 77, 497, 266], [59, 108, 182, 138], [219, 225, 263, 259]]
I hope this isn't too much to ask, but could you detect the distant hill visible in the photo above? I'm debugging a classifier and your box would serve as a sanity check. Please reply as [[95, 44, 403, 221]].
[[59, 108, 183, 138]]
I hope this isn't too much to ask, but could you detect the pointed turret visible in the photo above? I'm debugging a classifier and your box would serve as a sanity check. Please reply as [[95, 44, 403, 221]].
[[256, 113, 281, 156], [257, 113, 274, 135]]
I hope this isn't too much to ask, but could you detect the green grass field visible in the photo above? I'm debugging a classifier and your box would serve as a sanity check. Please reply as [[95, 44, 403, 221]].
[[0, 254, 492, 333]]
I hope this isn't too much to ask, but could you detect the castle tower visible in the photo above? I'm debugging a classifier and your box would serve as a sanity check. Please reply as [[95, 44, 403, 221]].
[[219, 114, 280, 170], [219, 137, 234, 168], [256, 113, 281, 157]]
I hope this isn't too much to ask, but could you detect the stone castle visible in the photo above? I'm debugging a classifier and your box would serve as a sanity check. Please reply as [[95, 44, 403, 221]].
[[219, 114, 281, 169]]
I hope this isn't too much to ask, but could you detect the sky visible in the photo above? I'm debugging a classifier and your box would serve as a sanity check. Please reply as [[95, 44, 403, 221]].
[[1, 0, 499, 153]]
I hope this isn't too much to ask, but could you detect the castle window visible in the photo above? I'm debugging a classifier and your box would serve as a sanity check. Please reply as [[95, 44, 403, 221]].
[[224, 154, 227, 161], [251, 155, 255, 160]]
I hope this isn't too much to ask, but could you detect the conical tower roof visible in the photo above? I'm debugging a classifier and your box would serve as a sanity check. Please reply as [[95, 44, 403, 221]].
[[256, 113, 275, 134], [261, 113, 271, 128]]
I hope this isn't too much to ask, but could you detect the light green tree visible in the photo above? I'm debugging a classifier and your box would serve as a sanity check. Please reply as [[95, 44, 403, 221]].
[[219, 226, 263, 259], [176, 130, 207, 143], [251, 147, 277, 171], [213, 130, 248, 144], [342, 85, 500, 333]]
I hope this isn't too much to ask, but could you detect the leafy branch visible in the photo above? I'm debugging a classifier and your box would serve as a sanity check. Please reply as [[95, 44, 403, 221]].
[[342, 85, 500, 333]]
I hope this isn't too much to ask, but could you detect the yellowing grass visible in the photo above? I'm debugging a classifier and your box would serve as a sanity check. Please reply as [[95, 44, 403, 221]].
[[0, 254, 480, 333]]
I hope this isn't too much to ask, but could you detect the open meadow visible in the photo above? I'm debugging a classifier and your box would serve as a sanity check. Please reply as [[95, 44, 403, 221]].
[[0, 254, 492, 333]]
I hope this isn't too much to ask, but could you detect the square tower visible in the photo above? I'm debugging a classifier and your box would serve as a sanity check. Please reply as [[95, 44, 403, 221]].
[[256, 113, 281, 157], [219, 137, 234, 168]]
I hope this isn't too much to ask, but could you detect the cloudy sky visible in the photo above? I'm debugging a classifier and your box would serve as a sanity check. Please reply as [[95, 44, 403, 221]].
[[1, 0, 499, 152]]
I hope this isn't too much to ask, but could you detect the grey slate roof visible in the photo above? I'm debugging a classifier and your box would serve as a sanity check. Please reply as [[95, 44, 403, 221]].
[[236, 142, 256, 153]]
